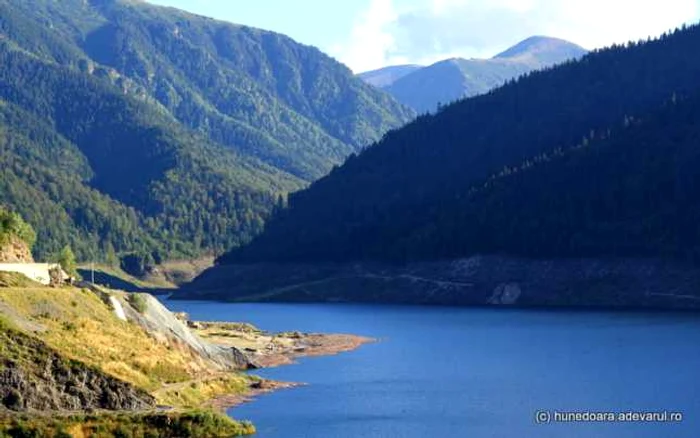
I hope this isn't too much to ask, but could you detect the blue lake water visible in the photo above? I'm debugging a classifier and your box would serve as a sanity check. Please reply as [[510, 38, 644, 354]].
[[163, 301, 700, 438]]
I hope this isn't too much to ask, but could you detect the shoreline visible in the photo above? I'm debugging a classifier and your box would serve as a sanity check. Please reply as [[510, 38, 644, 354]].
[[251, 333, 375, 368], [207, 379, 302, 411], [192, 322, 375, 411]]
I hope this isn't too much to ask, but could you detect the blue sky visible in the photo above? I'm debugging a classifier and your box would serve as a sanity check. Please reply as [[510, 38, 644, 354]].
[[147, 0, 700, 73]]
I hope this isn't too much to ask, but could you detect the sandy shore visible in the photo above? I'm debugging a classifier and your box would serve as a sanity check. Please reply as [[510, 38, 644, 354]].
[[191, 321, 374, 410]]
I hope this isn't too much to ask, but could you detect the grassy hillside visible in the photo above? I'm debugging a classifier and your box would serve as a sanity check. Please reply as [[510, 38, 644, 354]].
[[0, 411, 255, 438], [0, 285, 258, 435], [0, 287, 252, 399], [77, 264, 177, 291], [0, 0, 414, 263], [0, 273, 40, 288], [0, 316, 155, 411]]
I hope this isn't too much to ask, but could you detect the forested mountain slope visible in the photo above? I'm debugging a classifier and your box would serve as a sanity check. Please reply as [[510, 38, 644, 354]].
[[219, 24, 700, 266], [0, 0, 413, 262]]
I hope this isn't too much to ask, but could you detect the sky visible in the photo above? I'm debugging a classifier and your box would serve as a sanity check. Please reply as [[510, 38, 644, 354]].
[[147, 0, 700, 73]]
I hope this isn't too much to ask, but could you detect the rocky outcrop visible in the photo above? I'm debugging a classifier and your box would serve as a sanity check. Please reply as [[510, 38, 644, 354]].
[[108, 295, 128, 322], [0, 328, 154, 412], [178, 256, 700, 310], [119, 293, 256, 370], [0, 237, 33, 263], [488, 283, 522, 305]]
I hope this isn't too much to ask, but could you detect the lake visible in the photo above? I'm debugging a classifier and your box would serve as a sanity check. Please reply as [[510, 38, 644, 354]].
[[162, 301, 700, 437]]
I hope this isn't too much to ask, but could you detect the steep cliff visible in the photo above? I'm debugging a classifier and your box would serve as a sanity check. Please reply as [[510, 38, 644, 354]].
[[117, 292, 254, 370]]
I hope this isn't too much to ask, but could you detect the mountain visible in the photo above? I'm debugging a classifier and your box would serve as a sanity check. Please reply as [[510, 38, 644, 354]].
[[189, 24, 700, 307], [358, 65, 423, 88], [369, 36, 586, 113], [0, 0, 414, 263], [493, 35, 589, 65]]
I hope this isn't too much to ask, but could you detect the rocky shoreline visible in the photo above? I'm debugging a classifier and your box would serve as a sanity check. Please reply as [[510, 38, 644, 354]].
[[188, 320, 374, 410], [178, 256, 700, 310], [207, 380, 301, 411]]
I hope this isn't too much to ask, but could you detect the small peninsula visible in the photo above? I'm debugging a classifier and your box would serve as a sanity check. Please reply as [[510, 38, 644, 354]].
[[0, 210, 370, 437]]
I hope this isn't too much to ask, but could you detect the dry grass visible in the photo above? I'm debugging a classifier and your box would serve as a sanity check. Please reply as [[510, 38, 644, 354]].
[[195, 323, 295, 354], [0, 287, 212, 392], [0, 410, 256, 437], [0, 286, 258, 413], [154, 257, 216, 285], [0, 272, 40, 288], [154, 374, 254, 408], [78, 264, 176, 290]]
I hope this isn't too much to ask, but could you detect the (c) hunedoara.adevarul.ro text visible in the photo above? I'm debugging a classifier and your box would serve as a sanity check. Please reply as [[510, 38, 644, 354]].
[[535, 410, 683, 425]]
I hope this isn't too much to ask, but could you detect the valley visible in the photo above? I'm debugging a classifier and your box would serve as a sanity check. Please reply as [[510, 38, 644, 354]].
[[206, 23, 700, 308], [2, 0, 700, 436], [0, 0, 413, 265]]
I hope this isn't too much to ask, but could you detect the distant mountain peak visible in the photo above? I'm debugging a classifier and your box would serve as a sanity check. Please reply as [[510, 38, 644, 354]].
[[494, 36, 587, 62], [358, 64, 424, 88], [359, 35, 587, 113]]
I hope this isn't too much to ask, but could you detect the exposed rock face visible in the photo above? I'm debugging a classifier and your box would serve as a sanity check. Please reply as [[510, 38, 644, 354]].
[[180, 256, 700, 310], [488, 283, 522, 305], [0, 237, 33, 263], [0, 329, 155, 412], [108, 295, 128, 322], [120, 294, 256, 370]]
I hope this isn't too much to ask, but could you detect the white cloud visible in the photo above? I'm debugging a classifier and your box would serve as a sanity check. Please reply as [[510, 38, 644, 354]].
[[329, 0, 405, 73], [335, 0, 700, 72]]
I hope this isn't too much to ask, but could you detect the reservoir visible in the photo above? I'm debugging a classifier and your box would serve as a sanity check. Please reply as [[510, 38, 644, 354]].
[[163, 301, 700, 437]]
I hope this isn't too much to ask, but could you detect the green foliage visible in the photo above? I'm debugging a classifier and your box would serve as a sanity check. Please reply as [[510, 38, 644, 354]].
[[128, 293, 148, 314], [222, 24, 700, 265], [0, 0, 413, 263], [0, 207, 36, 249], [57, 246, 78, 279], [0, 273, 40, 288], [0, 411, 256, 438], [120, 252, 155, 278]]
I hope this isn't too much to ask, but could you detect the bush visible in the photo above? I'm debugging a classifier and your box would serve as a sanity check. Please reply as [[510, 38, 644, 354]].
[[0, 411, 256, 437], [57, 246, 79, 279], [53, 428, 72, 438], [128, 294, 148, 314], [0, 208, 36, 249], [120, 253, 155, 278]]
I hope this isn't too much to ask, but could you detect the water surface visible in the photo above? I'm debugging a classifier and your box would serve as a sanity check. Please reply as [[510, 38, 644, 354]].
[[163, 301, 700, 438]]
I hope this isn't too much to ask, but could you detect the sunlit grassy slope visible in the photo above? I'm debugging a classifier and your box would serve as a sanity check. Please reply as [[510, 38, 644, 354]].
[[0, 286, 251, 404]]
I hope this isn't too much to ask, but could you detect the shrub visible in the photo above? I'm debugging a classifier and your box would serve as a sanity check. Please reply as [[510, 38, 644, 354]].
[[0, 411, 256, 437], [120, 253, 155, 278], [57, 246, 79, 280], [128, 294, 148, 314], [0, 208, 36, 249], [53, 428, 72, 438]]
